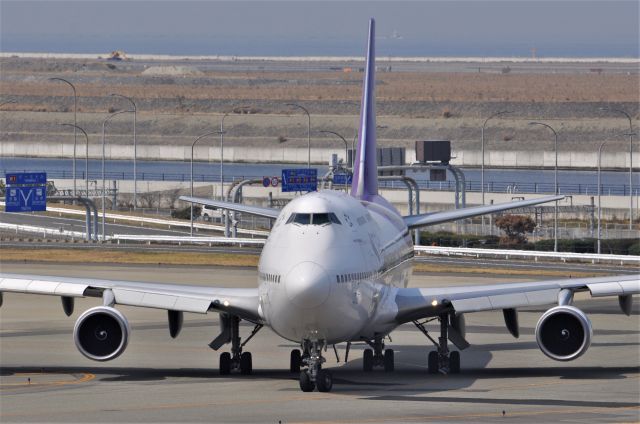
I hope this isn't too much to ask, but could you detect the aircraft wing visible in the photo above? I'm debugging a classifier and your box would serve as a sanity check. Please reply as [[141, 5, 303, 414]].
[[0, 273, 262, 323], [403, 195, 564, 229], [180, 196, 280, 220], [394, 274, 640, 323]]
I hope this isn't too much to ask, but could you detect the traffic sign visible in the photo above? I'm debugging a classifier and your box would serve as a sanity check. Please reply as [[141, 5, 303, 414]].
[[270, 177, 279, 187], [5, 172, 47, 212], [262, 177, 271, 187], [332, 173, 353, 185], [281, 169, 317, 192]]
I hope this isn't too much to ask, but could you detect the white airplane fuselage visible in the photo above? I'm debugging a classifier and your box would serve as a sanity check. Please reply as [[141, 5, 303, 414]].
[[256, 190, 414, 345]]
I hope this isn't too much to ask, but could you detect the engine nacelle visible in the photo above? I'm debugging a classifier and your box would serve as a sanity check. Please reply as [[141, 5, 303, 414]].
[[535, 305, 592, 361], [73, 306, 130, 361]]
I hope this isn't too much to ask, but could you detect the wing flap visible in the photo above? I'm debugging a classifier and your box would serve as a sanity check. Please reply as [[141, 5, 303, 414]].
[[403, 195, 564, 229], [179, 196, 280, 220], [1, 276, 89, 297]]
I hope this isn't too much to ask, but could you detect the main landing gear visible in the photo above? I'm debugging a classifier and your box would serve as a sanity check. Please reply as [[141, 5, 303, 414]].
[[298, 340, 333, 392], [362, 335, 394, 372], [209, 314, 263, 375], [413, 312, 468, 374]]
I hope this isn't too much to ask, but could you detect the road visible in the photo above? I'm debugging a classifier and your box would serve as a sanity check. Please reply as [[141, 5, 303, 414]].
[[1, 262, 638, 423]]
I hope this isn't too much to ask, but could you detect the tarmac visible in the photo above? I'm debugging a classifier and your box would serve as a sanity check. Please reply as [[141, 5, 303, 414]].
[[1, 262, 639, 423]]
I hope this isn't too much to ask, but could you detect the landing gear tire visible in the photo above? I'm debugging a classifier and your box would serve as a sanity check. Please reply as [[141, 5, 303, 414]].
[[316, 370, 333, 392], [363, 349, 374, 372], [220, 352, 232, 375], [427, 350, 438, 374], [240, 352, 253, 375], [299, 371, 315, 392], [383, 349, 395, 372], [290, 349, 301, 373], [449, 351, 460, 374]]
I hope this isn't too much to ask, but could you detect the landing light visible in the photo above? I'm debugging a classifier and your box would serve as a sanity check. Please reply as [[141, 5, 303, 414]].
[[223, 300, 230, 307], [431, 299, 438, 307]]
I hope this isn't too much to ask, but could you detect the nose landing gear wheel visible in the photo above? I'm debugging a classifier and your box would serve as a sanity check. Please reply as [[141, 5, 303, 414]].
[[363, 349, 374, 372], [299, 371, 315, 392], [240, 352, 253, 375], [427, 350, 438, 374], [449, 351, 460, 374], [220, 352, 232, 375], [383, 349, 395, 372], [290, 349, 301, 373], [316, 370, 333, 392]]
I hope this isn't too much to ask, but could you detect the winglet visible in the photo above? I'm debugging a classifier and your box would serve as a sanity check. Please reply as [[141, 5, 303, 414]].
[[351, 18, 378, 200]]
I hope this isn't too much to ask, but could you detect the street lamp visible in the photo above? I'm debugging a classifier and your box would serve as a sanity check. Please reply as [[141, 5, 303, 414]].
[[102, 110, 133, 241], [110, 93, 137, 209], [286, 103, 311, 168], [319, 130, 349, 168], [61, 124, 89, 196], [191, 131, 221, 236], [597, 139, 612, 254], [529, 121, 559, 252], [481, 111, 512, 206], [599, 107, 634, 230], [50, 78, 77, 197]]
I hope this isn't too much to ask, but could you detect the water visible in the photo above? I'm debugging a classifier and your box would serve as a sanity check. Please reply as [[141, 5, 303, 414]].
[[1, 157, 636, 196]]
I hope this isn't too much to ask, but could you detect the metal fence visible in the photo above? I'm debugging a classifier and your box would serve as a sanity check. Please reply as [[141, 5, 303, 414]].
[[3, 169, 635, 196]]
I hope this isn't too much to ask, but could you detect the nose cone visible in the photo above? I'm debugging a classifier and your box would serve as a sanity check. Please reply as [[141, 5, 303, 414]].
[[285, 261, 332, 309]]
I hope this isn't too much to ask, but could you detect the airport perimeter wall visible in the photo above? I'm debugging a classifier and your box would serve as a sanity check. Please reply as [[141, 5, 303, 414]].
[[0, 142, 634, 169]]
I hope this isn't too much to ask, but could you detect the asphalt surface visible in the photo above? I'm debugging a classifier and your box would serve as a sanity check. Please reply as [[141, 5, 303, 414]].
[[1, 263, 638, 423], [0, 210, 194, 237]]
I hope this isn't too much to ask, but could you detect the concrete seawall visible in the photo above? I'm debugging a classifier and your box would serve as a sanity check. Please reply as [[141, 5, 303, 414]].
[[0, 142, 634, 169]]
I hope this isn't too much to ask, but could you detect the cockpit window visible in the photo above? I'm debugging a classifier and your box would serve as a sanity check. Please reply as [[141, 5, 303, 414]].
[[313, 213, 330, 225], [286, 212, 341, 226]]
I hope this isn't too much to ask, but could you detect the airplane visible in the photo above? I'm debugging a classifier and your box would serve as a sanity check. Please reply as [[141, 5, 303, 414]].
[[1, 19, 638, 393]]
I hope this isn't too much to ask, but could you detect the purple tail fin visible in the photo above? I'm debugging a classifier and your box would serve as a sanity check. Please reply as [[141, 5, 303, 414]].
[[350, 18, 378, 200]]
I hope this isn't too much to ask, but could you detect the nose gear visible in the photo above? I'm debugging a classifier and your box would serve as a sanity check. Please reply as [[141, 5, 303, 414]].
[[298, 339, 333, 392]]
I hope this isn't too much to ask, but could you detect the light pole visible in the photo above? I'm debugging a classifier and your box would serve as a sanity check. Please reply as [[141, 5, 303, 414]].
[[600, 107, 634, 229], [286, 103, 311, 168], [191, 132, 220, 236], [110, 94, 137, 209], [50, 78, 77, 197], [319, 130, 348, 167], [102, 110, 132, 241], [61, 124, 89, 195], [597, 139, 611, 254], [529, 121, 559, 252], [481, 111, 512, 206]]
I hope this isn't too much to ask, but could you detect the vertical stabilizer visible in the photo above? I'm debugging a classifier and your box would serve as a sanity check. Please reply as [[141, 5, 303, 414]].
[[351, 18, 378, 200]]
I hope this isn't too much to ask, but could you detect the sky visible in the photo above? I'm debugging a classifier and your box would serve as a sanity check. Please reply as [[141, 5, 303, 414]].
[[1, 1, 638, 57]]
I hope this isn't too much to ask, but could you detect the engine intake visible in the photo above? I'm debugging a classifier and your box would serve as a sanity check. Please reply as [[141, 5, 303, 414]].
[[535, 305, 592, 361], [74, 306, 130, 361]]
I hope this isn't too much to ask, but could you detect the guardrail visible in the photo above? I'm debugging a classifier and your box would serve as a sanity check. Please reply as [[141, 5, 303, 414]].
[[42, 205, 269, 238], [0, 222, 90, 239], [414, 245, 640, 265], [111, 234, 265, 246]]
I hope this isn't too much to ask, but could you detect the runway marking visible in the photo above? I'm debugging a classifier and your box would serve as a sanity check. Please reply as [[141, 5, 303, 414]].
[[0, 372, 95, 389], [293, 405, 640, 423]]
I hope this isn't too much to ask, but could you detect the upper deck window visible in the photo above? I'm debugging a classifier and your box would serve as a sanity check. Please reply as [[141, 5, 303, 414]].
[[286, 212, 341, 226]]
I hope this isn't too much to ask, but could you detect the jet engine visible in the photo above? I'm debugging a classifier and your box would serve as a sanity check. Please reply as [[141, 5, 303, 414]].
[[535, 305, 592, 361], [73, 306, 130, 361]]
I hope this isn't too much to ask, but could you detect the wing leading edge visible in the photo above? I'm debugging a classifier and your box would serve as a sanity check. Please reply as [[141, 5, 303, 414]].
[[0, 273, 262, 323], [394, 274, 640, 324], [179, 196, 280, 220]]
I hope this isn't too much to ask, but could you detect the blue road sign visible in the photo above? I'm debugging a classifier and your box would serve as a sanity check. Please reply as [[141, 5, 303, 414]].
[[5, 172, 47, 212], [6, 172, 47, 185], [332, 173, 353, 185], [281, 169, 317, 192]]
